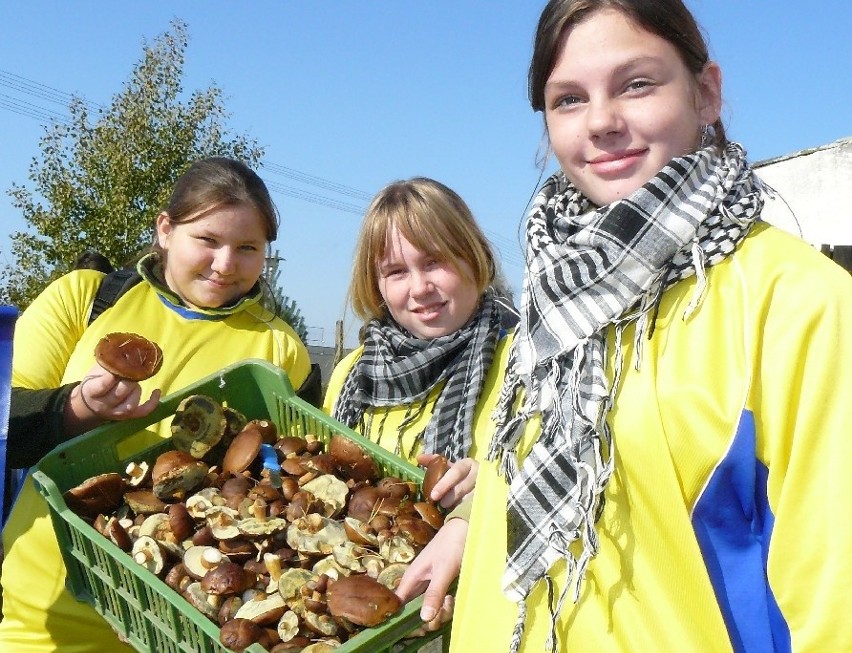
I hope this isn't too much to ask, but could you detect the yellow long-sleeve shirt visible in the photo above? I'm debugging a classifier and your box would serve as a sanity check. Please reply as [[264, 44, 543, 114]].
[[323, 333, 512, 465], [0, 268, 311, 652], [451, 223, 852, 652]]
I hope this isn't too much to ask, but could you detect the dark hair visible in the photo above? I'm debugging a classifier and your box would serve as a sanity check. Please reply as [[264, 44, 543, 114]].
[[528, 0, 726, 146], [73, 250, 114, 274], [160, 157, 279, 242], [349, 177, 496, 321]]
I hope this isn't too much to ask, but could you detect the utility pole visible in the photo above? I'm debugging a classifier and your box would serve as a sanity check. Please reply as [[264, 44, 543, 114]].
[[333, 320, 344, 367]]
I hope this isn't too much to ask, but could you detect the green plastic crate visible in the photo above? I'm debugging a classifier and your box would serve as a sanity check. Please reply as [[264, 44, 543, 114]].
[[32, 359, 448, 653]]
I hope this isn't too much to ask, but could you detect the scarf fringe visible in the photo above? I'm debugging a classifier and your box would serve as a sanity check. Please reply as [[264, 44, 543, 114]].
[[683, 238, 708, 319], [509, 598, 527, 653]]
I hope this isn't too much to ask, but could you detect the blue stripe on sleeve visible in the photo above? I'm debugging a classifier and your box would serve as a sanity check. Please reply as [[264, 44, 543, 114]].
[[692, 409, 790, 653]]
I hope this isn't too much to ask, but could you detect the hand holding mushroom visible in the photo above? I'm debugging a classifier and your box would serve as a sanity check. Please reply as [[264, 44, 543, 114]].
[[394, 516, 468, 633], [417, 453, 478, 510], [66, 332, 162, 434]]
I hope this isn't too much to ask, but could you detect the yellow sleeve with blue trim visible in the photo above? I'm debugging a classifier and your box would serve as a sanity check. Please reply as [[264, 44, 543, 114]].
[[0, 269, 312, 653], [451, 224, 852, 652]]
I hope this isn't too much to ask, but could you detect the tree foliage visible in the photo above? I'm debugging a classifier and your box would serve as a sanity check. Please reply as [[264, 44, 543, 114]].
[[264, 249, 309, 343], [1, 19, 264, 307]]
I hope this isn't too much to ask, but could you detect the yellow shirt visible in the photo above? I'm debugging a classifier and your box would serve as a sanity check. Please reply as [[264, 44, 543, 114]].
[[323, 334, 512, 465], [451, 224, 852, 652], [0, 269, 311, 652]]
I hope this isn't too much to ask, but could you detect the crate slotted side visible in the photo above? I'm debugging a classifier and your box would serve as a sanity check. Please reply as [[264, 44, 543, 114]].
[[32, 359, 446, 653]]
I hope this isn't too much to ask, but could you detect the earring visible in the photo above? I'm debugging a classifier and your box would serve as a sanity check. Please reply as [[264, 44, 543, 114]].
[[700, 124, 714, 148]]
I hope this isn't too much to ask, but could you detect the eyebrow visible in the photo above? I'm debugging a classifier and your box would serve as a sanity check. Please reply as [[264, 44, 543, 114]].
[[545, 55, 666, 91]]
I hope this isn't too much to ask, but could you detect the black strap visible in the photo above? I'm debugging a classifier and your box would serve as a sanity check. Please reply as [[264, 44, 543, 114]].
[[295, 363, 323, 408], [88, 269, 142, 326]]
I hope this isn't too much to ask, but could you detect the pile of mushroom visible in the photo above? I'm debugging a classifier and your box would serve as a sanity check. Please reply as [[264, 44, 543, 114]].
[[63, 394, 448, 653]]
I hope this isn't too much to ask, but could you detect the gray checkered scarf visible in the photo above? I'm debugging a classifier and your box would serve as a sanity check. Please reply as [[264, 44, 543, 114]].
[[333, 291, 501, 462], [488, 143, 765, 652]]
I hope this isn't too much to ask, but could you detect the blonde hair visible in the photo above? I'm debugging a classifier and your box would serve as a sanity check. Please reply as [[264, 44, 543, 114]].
[[349, 177, 496, 321]]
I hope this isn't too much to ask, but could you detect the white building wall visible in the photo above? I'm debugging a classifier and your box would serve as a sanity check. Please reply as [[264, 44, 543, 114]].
[[754, 137, 852, 247]]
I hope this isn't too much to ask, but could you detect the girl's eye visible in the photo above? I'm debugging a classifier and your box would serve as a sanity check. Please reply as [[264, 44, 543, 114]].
[[625, 79, 654, 93], [552, 95, 582, 110], [381, 267, 404, 279]]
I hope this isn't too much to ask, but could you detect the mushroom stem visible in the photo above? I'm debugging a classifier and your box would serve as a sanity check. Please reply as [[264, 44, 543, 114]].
[[263, 553, 283, 582], [201, 548, 225, 570], [125, 462, 145, 481], [251, 498, 267, 522]]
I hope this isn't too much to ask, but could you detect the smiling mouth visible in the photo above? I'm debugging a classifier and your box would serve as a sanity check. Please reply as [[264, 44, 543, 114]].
[[589, 148, 644, 164], [587, 150, 646, 176], [413, 302, 446, 316]]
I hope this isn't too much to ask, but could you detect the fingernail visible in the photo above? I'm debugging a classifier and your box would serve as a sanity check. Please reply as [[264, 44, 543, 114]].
[[421, 607, 436, 622]]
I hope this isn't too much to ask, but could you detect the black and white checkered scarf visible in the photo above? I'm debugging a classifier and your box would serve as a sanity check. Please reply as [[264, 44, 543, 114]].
[[488, 143, 765, 652], [333, 292, 502, 462]]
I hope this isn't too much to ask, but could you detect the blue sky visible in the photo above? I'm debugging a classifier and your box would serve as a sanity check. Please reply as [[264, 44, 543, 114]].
[[1, 1, 850, 348]]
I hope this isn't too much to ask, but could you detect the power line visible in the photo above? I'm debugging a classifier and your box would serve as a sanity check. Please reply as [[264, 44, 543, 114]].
[[0, 94, 70, 125], [263, 180, 365, 216], [0, 68, 103, 113], [0, 66, 525, 267], [260, 162, 372, 202]]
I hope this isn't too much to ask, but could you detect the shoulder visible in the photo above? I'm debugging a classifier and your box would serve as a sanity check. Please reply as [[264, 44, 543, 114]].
[[54, 268, 107, 296], [323, 346, 364, 412], [22, 269, 106, 325], [731, 222, 852, 306]]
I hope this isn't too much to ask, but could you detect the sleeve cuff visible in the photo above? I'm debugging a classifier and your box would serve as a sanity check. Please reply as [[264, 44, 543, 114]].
[[444, 492, 474, 523]]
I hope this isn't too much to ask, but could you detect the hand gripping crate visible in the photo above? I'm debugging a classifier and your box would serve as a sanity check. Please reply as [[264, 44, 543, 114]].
[[32, 359, 448, 653]]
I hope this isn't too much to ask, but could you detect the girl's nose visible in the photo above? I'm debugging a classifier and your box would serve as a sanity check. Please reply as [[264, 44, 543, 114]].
[[410, 270, 434, 296], [211, 248, 236, 274], [586, 96, 623, 138]]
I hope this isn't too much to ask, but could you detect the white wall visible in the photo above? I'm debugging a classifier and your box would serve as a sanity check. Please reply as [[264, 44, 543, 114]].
[[755, 137, 852, 246]]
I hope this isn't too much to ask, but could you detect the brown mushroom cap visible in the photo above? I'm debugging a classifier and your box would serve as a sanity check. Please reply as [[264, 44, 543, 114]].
[[326, 574, 402, 627], [375, 476, 415, 500], [222, 426, 264, 476], [201, 560, 254, 596], [164, 562, 192, 592], [167, 502, 196, 541], [273, 436, 309, 457], [104, 516, 133, 551], [247, 419, 278, 444], [421, 455, 451, 501], [328, 435, 380, 482], [220, 617, 266, 652], [152, 450, 209, 501], [63, 472, 127, 518], [94, 332, 163, 381]]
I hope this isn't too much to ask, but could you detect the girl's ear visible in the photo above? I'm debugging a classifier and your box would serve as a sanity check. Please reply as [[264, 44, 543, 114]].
[[155, 212, 171, 248], [696, 61, 723, 125]]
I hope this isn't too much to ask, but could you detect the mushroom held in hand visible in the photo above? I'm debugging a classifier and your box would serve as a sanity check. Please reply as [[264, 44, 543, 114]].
[[94, 332, 163, 381], [422, 455, 451, 503]]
